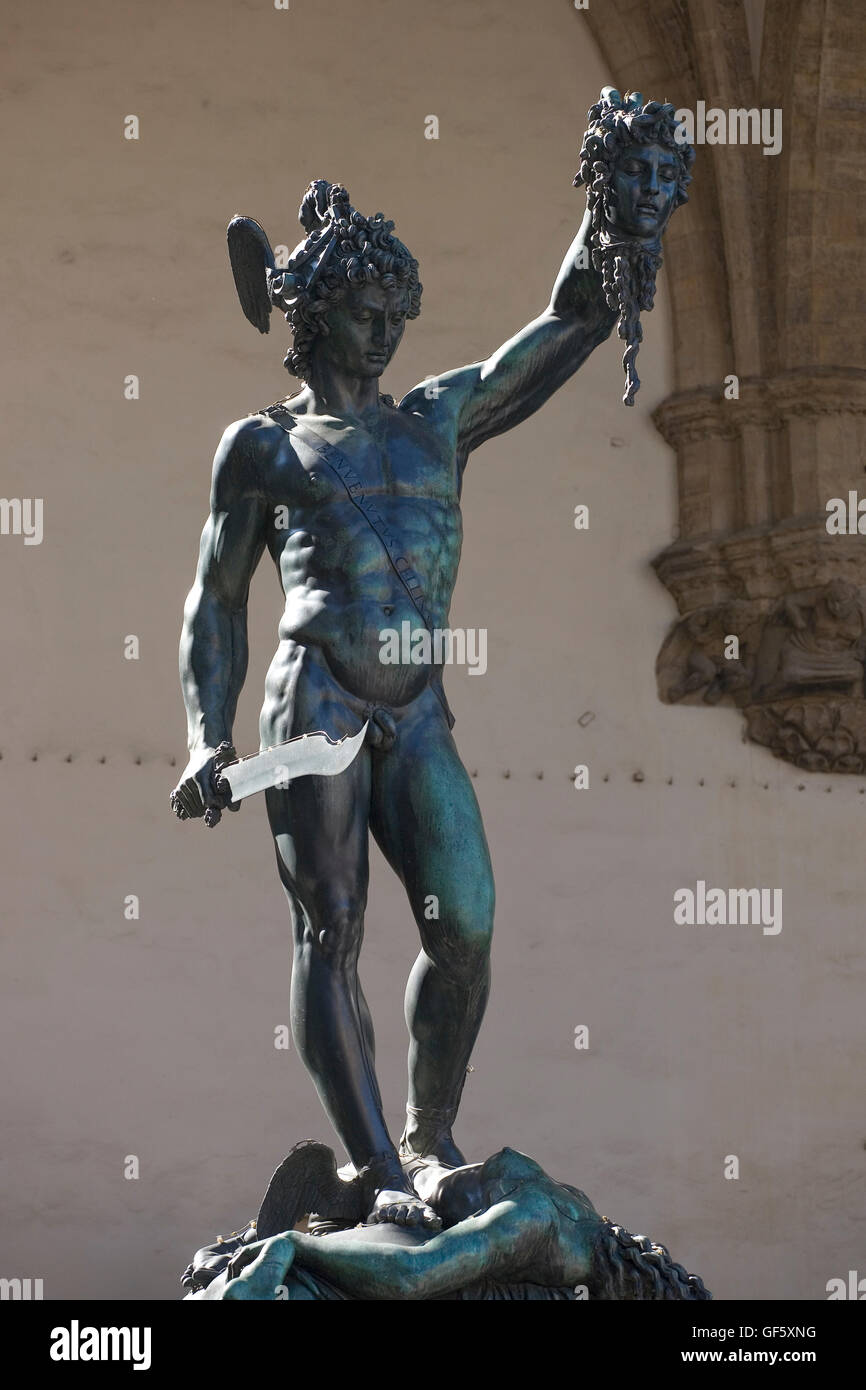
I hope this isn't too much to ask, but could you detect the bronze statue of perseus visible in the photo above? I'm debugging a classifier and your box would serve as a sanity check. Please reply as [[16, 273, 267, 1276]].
[[170, 89, 694, 1233]]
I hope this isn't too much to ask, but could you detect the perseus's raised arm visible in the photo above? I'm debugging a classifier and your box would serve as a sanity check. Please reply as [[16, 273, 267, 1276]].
[[401, 89, 695, 459], [411, 206, 617, 459]]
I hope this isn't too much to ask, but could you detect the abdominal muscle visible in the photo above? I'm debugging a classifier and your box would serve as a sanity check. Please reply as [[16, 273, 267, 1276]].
[[259, 592, 440, 749]]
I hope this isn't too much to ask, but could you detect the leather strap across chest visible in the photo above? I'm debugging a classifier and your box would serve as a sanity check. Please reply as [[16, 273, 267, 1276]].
[[258, 402, 455, 729]]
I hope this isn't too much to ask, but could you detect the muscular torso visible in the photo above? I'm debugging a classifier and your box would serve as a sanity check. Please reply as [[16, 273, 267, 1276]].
[[254, 398, 463, 710]]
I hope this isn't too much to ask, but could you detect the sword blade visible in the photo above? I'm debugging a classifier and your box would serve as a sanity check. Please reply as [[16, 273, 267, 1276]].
[[219, 722, 368, 802]]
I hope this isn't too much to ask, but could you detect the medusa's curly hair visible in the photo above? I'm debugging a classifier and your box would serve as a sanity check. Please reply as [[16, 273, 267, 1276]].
[[574, 88, 694, 228], [278, 180, 422, 381], [589, 1219, 712, 1300], [573, 88, 695, 406]]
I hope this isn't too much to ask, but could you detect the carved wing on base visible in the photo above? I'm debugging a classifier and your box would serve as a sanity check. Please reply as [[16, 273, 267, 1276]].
[[255, 1141, 365, 1237]]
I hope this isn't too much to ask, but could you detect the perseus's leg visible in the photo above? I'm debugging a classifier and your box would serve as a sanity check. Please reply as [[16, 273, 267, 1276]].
[[266, 749, 383, 1158], [266, 753, 438, 1229], [371, 694, 495, 1164]]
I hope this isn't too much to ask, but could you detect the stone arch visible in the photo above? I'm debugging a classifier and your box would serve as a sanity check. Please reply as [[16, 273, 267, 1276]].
[[577, 0, 866, 773]]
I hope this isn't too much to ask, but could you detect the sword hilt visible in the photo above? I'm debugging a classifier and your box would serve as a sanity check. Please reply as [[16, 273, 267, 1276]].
[[204, 741, 237, 828]]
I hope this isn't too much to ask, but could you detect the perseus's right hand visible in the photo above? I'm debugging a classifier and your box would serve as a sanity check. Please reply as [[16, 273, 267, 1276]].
[[170, 743, 239, 828]]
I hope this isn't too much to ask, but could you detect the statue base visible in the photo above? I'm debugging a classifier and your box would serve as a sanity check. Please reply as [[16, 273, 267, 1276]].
[[181, 1141, 712, 1301]]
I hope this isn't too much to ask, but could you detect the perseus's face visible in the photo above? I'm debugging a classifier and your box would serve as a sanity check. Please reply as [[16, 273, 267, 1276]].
[[607, 141, 678, 240], [319, 282, 409, 380]]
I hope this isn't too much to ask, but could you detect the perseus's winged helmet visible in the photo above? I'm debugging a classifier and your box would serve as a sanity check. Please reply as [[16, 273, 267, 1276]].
[[226, 180, 354, 333]]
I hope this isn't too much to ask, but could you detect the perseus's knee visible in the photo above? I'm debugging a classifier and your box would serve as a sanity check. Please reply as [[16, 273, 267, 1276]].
[[295, 896, 366, 963], [460, 907, 494, 961], [424, 896, 494, 979]]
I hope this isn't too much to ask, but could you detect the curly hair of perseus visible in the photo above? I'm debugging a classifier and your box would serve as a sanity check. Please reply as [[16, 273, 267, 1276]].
[[588, 1219, 712, 1300], [281, 180, 422, 382], [574, 89, 695, 406]]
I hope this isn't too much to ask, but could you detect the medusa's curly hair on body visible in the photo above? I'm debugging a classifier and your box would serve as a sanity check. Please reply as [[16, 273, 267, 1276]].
[[281, 180, 422, 381], [589, 1219, 712, 1300]]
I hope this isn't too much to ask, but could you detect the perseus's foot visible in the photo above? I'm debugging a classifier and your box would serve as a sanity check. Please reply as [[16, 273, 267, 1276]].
[[400, 1100, 467, 1169], [399, 1130, 467, 1170], [357, 1151, 441, 1230], [367, 1185, 441, 1231]]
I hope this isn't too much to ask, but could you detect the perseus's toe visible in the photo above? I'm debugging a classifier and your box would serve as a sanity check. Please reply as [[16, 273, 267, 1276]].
[[367, 1189, 442, 1231]]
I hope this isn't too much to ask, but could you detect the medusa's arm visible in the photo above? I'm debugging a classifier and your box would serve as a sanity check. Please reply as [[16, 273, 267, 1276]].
[[221, 1195, 570, 1301]]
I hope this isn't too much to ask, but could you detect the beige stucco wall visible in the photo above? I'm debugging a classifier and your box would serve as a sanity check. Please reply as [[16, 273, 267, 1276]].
[[1, 0, 862, 1300]]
